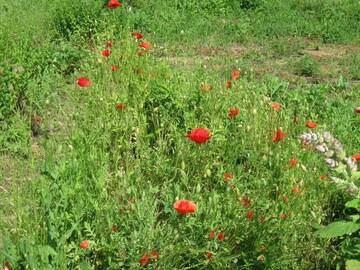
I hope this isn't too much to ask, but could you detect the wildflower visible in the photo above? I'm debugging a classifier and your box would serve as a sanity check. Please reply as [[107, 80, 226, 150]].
[[139, 41, 151, 49], [77, 77, 91, 87], [305, 120, 317, 129], [283, 195, 289, 203], [225, 80, 232, 89], [217, 232, 225, 241], [344, 157, 357, 172], [151, 251, 159, 260], [240, 196, 251, 208], [257, 255, 265, 263], [246, 211, 255, 220], [315, 144, 327, 153], [271, 102, 282, 111], [320, 175, 328, 180], [34, 116, 43, 124], [116, 103, 125, 110], [209, 230, 215, 239], [223, 172, 233, 182], [355, 107, 360, 114], [280, 213, 287, 219], [206, 252, 213, 259], [79, 240, 90, 249], [289, 158, 298, 167], [187, 128, 211, 144], [102, 49, 111, 57], [200, 83, 212, 92], [259, 245, 267, 252], [139, 254, 151, 266], [228, 107, 240, 119], [231, 70, 240, 80], [132, 32, 143, 39], [173, 199, 197, 215], [111, 65, 120, 71], [107, 0, 122, 9], [291, 186, 301, 193], [347, 183, 360, 196], [105, 40, 113, 47], [352, 154, 360, 161], [272, 128, 286, 142], [325, 158, 338, 168]]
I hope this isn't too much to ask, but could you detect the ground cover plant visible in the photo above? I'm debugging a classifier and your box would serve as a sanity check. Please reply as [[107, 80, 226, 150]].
[[1, 0, 360, 269]]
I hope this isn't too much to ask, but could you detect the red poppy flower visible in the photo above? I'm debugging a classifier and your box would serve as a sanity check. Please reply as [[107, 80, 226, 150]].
[[79, 240, 90, 249], [206, 252, 213, 259], [107, 0, 122, 9], [209, 230, 215, 239], [246, 211, 255, 221], [352, 154, 360, 161], [34, 116, 43, 124], [139, 41, 151, 49], [240, 196, 251, 208], [291, 186, 301, 193], [272, 128, 287, 142], [225, 80, 232, 89], [231, 70, 240, 80], [355, 107, 360, 114], [105, 40, 113, 48], [111, 65, 120, 71], [271, 102, 282, 111], [151, 251, 159, 260], [289, 158, 298, 167], [102, 49, 111, 57], [173, 199, 197, 215], [132, 32, 143, 39], [115, 103, 125, 110], [77, 77, 91, 87], [223, 172, 233, 182], [279, 213, 287, 219], [305, 120, 317, 129], [139, 254, 151, 266], [187, 128, 211, 144], [217, 232, 225, 241], [283, 195, 289, 203], [228, 107, 240, 119]]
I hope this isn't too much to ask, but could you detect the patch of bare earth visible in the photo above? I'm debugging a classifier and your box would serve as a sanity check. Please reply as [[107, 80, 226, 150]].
[[159, 42, 360, 87]]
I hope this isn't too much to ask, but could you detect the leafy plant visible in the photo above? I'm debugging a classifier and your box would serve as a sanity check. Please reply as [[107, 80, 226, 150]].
[[293, 55, 320, 77]]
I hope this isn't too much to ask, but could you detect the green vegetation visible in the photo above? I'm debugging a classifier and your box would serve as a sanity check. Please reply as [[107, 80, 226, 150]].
[[1, 0, 360, 269]]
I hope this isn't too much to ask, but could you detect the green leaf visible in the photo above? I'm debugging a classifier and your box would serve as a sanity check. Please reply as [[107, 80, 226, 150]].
[[351, 172, 360, 181], [316, 221, 360, 238], [79, 261, 93, 270], [346, 199, 360, 209], [38, 245, 57, 264], [335, 164, 348, 177], [346, 260, 360, 270], [350, 215, 360, 222]]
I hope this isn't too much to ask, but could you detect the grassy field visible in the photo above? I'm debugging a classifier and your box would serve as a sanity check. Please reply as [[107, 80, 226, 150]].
[[1, 0, 360, 269]]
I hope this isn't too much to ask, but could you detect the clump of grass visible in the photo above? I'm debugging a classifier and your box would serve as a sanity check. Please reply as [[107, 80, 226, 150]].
[[293, 55, 321, 77]]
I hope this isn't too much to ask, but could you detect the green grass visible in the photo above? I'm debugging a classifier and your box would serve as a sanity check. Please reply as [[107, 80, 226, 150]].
[[1, 0, 360, 269]]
